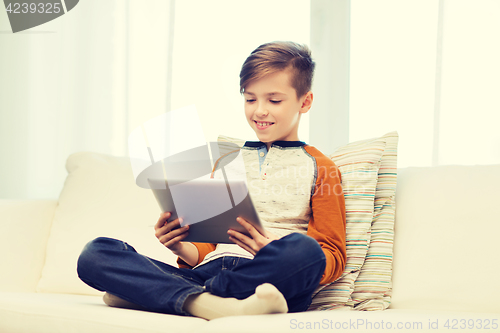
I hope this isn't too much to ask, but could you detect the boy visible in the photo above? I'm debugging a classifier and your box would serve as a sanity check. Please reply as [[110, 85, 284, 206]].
[[77, 41, 346, 320]]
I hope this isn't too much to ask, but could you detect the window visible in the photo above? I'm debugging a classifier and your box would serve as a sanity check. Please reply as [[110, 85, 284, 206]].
[[349, 0, 500, 167]]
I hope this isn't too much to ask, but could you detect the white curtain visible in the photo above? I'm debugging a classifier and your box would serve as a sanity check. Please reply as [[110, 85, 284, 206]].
[[0, 0, 175, 199], [0, 0, 311, 200], [311, 0, 500, 167]]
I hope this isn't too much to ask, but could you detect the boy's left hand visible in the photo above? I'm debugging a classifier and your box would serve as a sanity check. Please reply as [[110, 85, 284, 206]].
[[228, 217, 280, 255]]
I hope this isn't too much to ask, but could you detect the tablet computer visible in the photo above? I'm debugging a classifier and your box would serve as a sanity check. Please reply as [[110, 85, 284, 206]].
[[147, 178, 266, 244]]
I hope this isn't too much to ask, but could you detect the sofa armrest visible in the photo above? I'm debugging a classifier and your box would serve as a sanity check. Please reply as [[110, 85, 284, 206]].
[[0, 200, 57, 292]]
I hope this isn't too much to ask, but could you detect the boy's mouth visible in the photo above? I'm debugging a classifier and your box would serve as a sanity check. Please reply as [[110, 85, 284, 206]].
[[254, 120, 274, 129]]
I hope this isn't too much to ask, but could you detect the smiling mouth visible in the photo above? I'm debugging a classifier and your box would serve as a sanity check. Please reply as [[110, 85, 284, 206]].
[[254, 120, 274, 128]]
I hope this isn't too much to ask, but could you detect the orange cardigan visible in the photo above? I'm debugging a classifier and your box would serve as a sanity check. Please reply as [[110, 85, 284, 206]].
[[177, 143, 346, 285]]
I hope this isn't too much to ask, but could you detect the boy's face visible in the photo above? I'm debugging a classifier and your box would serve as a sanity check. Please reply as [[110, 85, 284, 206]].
[[243, 68, 312, 149]]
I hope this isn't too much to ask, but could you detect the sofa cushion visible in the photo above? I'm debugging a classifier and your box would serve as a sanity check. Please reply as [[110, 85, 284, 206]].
[[391, 165, 500, 313], [1, 292, 498, 333], [0, 200, 57, 292], [36, 152, 178, 295], [0, 292, 206, 333]]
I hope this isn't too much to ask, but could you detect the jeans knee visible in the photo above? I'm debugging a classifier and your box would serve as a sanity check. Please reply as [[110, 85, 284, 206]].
[[275, 233, 325, 266], [77, 237, 124, 279]]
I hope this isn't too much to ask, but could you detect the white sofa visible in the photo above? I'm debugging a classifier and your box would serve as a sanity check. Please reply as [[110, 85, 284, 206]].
[[1, 150, 499, 333]]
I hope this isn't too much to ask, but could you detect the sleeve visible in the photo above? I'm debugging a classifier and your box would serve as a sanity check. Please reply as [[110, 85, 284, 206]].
[[305, 148, 346, 285], [177, 243, 217, 269]]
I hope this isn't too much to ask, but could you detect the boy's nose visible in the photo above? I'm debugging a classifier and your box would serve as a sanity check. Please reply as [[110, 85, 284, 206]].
[[255, 104, 268, 117]]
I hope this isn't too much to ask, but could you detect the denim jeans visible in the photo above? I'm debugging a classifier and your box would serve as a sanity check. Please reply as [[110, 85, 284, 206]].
[[77, 233, 325, 316]]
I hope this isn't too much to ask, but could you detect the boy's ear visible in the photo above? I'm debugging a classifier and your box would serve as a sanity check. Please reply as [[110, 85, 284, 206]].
[[300, 91, 313, 114]]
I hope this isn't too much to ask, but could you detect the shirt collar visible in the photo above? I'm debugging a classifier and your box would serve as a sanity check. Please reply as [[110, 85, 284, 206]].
[[243, 140, 306, 148]]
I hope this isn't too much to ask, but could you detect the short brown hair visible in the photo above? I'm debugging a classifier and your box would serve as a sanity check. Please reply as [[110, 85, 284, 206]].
[[239, 41, 315, 98]]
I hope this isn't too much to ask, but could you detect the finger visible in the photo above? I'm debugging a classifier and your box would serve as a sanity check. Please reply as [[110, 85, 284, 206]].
[[229, 237, 254, 255], [163, 229, 190, 248], [155, 219, 183, 239], [160, 222, 187, 241], [236, 217, 265, 240], [159, 224, 189, 244], [154, 212, 171, 229], [228, 234, 256, 256], [228, 229, 258, 254], [228, 228, 253, 244], [165, 218, 184, 232], [155, 220, 176, 239]]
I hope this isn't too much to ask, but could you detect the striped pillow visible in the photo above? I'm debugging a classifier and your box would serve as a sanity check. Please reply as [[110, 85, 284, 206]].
[[348, 131, 398, 310], [217, 132, 398, 311], [308, 134, 392, 310], [311, 132, 398, 311]]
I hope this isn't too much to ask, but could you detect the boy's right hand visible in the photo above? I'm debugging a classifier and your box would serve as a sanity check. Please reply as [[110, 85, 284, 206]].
[[154, 212, 190, 253]]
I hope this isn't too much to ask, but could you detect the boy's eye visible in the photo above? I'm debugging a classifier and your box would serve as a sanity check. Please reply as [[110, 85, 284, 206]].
[[246, 99, 256, 103], [270, 100, 282, 104]]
